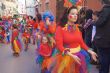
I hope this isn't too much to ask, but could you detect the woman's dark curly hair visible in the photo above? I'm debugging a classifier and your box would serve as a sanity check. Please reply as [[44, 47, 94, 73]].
[[85, 9, 93, 20], [58, 6, 78, 27]]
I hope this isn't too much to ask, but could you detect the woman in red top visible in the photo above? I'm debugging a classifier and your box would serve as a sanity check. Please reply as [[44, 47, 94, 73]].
[[53, 6, 97, 73]]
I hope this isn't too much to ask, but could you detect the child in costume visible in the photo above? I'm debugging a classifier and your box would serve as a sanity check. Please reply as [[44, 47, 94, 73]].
[[11, 24, 22, 57], [37, 35, 52, 73]]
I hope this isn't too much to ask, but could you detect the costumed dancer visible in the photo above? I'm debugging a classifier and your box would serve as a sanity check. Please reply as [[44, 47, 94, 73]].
[[35, 13, 44, 49], [27, 16, 34, 36], [0, 26, 5, 43], [26, 16, 34, 43], [5, 16, 12, 44], [52, 6, 97, 73], [22, 28, 30, 51], [41, 11, 56, 48], [11, 24, 22, 57]]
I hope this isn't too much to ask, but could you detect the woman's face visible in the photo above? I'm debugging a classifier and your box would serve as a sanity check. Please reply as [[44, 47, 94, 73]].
[[68, 9, 78, 23], [46, 17, 51, 25]]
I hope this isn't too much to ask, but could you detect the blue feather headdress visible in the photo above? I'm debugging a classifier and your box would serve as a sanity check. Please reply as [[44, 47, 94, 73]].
[[42, 11, 54, 22], [42, 11, 54, 29]]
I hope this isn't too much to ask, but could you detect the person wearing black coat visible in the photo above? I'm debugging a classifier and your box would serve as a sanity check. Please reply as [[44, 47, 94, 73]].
[[94, 0, 110, 73]]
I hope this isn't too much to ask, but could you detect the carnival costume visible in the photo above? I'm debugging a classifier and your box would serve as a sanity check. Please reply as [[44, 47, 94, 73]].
[[52, 24, 90, 73]]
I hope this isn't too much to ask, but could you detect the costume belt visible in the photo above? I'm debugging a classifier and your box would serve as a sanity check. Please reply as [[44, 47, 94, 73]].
[[65, 45, 81, 54]]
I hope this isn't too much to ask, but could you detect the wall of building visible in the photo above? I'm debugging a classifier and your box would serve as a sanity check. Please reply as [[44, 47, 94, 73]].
[[25, 0, 36, 17], [39, 0, 56, 21], [0, 2, 2, 16], [3, 0, 18, 16], [18, 0, 26, 15], [0, 0, 18, 16], [86, 0, 103, 11]]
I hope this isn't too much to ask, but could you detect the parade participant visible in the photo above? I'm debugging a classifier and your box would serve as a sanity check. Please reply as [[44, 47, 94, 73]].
[[20, 16, 27, 33], [22, 28, 30, 51], [37, 35, 53, 73], [26, 16, 34, 43], [0, 26, 5, 43], [5, 16, 12, 44], [32, 18, 37, 45], [41, 11, 56, 35], [41, 11, 56, 47], [53, 6, 97, 73], [5, 29, 10, 44], [11, 24, 22, 57], [27, 16, 34, 35], [32, 14, 44, 49]]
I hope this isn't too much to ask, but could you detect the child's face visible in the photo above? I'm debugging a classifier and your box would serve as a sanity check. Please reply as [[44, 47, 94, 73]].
[[42, 36, 48, 44]]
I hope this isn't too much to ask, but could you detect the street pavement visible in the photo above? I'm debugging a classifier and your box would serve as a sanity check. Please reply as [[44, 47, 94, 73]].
[[0, 43, 108, 73], [0, 43, 40, 73]]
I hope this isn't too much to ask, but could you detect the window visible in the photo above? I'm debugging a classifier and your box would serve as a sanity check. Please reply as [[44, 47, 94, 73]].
[[45, 0, 49, 10], [45, 2, 49, 10]]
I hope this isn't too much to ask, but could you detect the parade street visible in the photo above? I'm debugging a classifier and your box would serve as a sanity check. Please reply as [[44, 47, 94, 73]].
[[0, 43, 101, 73]]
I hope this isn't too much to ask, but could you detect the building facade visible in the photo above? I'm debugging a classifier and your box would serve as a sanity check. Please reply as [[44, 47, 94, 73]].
[[37, 0, 56, 21], [86, 0, 103, 11], [25, 0, 36, 17], [0, 0, 18, 16], [18, 0, 26, 15]]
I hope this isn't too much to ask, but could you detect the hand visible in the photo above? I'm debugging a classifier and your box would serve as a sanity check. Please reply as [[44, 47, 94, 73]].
[[88, 49, 98, 62], [67, 52, 81, 65]]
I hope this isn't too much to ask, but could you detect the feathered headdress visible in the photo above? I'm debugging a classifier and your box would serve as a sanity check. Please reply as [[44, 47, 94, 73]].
[[64, 0, 82, 8], [42, 11, 54, 22]]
